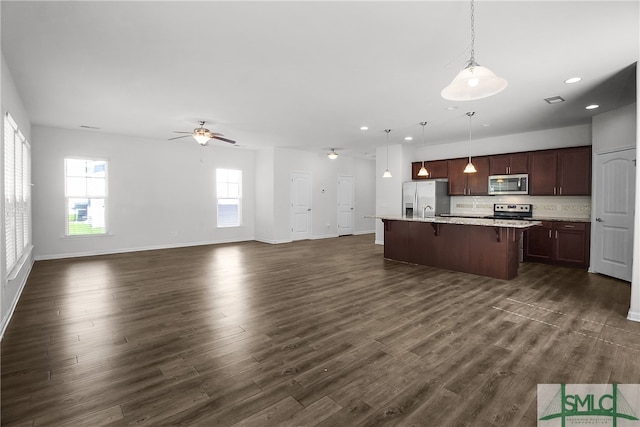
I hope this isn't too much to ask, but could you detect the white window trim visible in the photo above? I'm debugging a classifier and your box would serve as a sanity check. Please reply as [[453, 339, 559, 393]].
[[64, 157, 109, 237]]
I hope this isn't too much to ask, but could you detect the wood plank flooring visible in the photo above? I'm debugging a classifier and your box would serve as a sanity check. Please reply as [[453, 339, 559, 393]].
[[2, 234, 639, 426]]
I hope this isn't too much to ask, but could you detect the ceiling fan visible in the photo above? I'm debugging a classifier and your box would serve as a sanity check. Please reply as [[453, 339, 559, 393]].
[[169, 121, 236, 146]]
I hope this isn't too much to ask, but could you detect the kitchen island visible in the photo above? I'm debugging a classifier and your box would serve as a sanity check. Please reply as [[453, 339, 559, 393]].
[[379, 216, 541, 280]]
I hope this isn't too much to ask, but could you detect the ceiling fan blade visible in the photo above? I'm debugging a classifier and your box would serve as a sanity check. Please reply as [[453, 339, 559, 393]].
[[211, 135, 236, 144], [168, 135, 192, 140], [172, 131, 193, 134]]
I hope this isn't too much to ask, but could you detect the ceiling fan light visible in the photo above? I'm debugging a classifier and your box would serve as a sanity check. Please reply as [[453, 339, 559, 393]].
[[328, 149, 338, 160], [441, 64, 507, 101], [383, 169, 392, 178], [463, 161, 477, 174], [193, 134, 211, 145]]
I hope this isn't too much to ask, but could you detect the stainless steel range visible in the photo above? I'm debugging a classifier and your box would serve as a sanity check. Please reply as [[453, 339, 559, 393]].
[[486, 203, 533, 220]]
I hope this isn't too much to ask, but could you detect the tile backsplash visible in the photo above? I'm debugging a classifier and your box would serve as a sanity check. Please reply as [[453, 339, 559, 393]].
[[450, 195, 591, 220]]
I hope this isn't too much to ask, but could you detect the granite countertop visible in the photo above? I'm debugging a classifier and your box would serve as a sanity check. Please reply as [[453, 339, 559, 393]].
[[439, 213, 590, 223], [373, 215, 542, 229]]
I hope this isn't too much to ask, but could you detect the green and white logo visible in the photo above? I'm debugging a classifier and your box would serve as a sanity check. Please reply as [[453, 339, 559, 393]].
[[538, 384, 640, 427]]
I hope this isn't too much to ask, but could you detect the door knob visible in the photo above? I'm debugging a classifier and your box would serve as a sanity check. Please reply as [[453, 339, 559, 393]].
[[596, 217, 603, 222]]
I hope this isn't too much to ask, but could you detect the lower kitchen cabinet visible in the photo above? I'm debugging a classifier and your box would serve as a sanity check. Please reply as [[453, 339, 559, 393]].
[[524, 221, 590, 268]]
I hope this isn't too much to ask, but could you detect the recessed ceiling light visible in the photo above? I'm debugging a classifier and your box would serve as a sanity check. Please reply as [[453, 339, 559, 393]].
[[565, 77, 582, 84], [585, 104, 600, 110], [360, 126, 369, 131], [544, 96, 565, 104], [482, 123, 491, 127], [404, 136, 413, 141], [445, 106, 458, 111]]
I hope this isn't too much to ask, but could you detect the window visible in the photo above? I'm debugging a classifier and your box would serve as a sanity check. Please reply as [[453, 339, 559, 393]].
[[64, 158, 107, 236], [4, 113, 31, 274], [216, 168, 241, 227]]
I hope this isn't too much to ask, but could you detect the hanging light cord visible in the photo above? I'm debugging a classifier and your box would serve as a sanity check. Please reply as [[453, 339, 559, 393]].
[[385, 129, 390, 168], [469, 0, 476, 66], [467, 112, 475, 162]]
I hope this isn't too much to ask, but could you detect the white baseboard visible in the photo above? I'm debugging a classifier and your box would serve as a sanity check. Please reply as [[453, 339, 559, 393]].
[[375, 239, 384, 245], [34, 237, 255, 261], [311, 233, 339, 240], [1, 259, 34, 341], [254, 238, 293, 245], [628, 310, 640, 323], [354, 230, 375, 236]]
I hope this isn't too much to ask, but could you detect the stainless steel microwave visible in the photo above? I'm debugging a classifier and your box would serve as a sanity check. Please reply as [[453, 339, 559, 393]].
[[488, 174, 528, 195]]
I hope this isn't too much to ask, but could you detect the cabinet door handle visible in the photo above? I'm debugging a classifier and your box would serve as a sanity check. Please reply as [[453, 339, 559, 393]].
[[559, 187, 563, 195], [553, 187, 557, 195], [548, 230, 552, 238], [563, 225, 575, 228], [555, 230, 558, 239]]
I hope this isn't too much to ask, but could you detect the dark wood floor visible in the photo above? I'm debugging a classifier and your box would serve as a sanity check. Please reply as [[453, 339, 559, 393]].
[[2, 234, 639, 426]]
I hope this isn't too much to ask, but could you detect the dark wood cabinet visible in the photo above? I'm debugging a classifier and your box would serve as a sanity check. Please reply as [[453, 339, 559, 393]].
[[447, 156, 489, 195], [558, 147, 591, 195], [426, 160, 448, 179], [524, 221, 590, 268], [411, 160, 448, 180], [489, 152, 529, 175], [529, 147, 591, 196]]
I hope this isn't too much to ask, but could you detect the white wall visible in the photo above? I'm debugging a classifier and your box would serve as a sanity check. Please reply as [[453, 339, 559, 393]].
[[269, 147, 376, 244], [592, 103, 636, 153], [32, 126, 256, 259], [413, 124, 591, 162], [1, 53, 34, 337], [254, 147, 276, 243], [374, 144, 404, 244]]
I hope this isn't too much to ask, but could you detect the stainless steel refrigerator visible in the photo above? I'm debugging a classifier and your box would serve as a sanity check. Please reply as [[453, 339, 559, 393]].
[[402, 180, 450, 218]]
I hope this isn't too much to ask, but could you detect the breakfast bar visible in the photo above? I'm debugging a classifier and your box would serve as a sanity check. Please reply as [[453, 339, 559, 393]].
[[379, 216, 541, 280]]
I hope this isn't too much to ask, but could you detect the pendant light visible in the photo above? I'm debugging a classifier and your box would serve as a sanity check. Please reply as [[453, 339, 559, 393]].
[[328, 149, 338, 160], [463, 112, 477, 173], [383, 129, 392, 178], [441, 0, 507, 101], [417, 121, 429, 177]]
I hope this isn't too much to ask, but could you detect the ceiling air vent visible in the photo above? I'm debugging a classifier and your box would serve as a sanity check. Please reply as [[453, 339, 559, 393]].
[[544, 96, 565, 104]]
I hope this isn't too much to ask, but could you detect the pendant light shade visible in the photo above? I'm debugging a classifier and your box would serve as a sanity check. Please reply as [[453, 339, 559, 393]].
[[441, 0, 507, 101], [383, 129, 392, 178], [328, 149, 338, 160], [442, 64, 508, 101], [463, 112, 477, 174], [417, 121, 429, 177]]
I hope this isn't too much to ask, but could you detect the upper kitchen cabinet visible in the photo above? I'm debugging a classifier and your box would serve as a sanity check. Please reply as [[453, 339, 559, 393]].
[[426, 160, 448, 179], [558, 146, 592, 195], [411, 160, 448, 180], [529, 146, 591, 196], [489, 152, 529, 175], [447, 156, 490, 195]]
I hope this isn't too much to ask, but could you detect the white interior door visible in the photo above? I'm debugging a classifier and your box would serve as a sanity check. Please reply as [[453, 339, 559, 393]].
[[592, 148, 636, 281], [291, 171, 312, 241], [337, 175, 354, 236]]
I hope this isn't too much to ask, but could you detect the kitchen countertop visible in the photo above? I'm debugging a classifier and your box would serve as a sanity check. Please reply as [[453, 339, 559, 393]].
[[439, 213, 590, 223], [373, 215, 542, 229]]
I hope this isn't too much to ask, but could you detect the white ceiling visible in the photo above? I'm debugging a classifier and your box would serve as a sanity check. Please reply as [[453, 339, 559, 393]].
[[1, 1, 638, 159]]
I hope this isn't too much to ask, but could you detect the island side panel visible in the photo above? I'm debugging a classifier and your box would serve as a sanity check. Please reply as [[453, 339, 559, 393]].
[[383, 220, 410, 263], [467, 226, 521, 280]]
